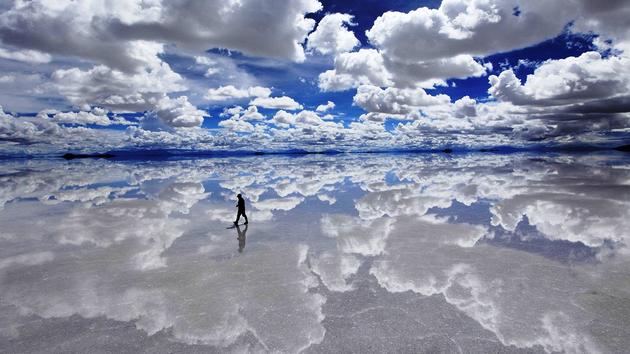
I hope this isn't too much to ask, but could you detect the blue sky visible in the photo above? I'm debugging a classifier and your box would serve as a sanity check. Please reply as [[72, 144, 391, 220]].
[[0, 0, 629, 155]]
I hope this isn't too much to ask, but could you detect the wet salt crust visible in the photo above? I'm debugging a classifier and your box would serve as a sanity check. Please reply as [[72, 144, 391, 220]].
[[1, 152, 629, 353]]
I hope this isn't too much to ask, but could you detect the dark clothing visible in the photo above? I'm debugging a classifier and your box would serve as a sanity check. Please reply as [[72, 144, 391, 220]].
[[235, 210, 248, 224], [237, 198, 245, 212], [235, 196, 248, 224]]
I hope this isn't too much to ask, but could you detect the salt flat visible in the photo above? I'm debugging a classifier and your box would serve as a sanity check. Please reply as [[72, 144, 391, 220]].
[[1, 153, 629, 353]]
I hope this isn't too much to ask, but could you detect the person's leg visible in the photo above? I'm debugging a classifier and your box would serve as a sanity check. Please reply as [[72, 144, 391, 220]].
[[235, 211, 241, 224], [243, 212, 248, 224]]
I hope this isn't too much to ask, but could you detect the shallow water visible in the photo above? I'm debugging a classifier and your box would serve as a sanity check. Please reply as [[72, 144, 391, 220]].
[[1, 153, 630, 353]]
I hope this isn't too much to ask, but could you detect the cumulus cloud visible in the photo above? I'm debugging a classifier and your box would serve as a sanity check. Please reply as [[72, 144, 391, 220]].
[[487, 51, 630, 139], [144, 96, 207, 129], [0, 1, 160, 72], [306, 13, 360, 55], [47, 109, 134, 126], [353, 85, 451, 115], [50, 110, 109, 126], [218, 118, 256, 133], [343, 51, 629, 142], [0, 0, 323, 139], [249, 96, 303, 110], [107, 0, 323, 63], [0, 106, 126, 154], [270, 110, 324, 128], [316, 101, 335, 112], [317, 0, 630, 94], [239, 106, 266, 121], [205, 86, 272, 102], [366, 0, 574, 64], [2, 0, 630, 152], [272, 110, 296, 127], [222, 105, 266, 122], [383, 54, 490, 88], [318, 49, 393, 91], [0, 0, 323, 71], [319, 48, 488, 91], [50, 42, 184, 112], [489, 52, 630, 106]]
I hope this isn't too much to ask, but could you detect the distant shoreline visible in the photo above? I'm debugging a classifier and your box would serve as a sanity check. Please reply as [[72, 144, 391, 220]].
[[0, 144, 628, 161]]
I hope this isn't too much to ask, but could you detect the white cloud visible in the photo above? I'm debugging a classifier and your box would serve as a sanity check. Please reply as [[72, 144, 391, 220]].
[[50, 42, 184, 112], [316, 0, 630, 94], [49, 110, 116, 126], [219, 106, 243, 118], [2, 0, 630, 152], [272, 110, 296, 127], [486, 51, 630, 139], [0, 106, 126, 154], [194, 56, 214, 66], [295, 110, 326, 126], [306, 13, 360, 55], [240, 106, 266, 121], [249, 96, 303, 111], [0, 75, 14, 83], [319, 48, 488, 91], [0, 0, 323, 70], [489, 52, 630, 106], [110, 0, 323, 63], [0, 0, 323, 119], [318, 49, 393, 92], [353, 85, 451, 115], [218, 118, 256, 133], [383, 54, 490, 88], [193, 55, 221, 77], [366, 0, 574, 64], [316, 101, 335, 112], [0, 47, 51, 64], [270, 110, 328, 127], [222, 105, 265, 122], [145, 96, 207, 129], [205, 85, 272, 102]]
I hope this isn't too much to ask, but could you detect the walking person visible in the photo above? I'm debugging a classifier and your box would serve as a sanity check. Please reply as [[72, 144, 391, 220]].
[[234, 193, 248, 225]]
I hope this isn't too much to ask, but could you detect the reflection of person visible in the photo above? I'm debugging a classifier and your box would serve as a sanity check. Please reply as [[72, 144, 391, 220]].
[[236, 224, 247, 253], [234, 193, 248, 225]]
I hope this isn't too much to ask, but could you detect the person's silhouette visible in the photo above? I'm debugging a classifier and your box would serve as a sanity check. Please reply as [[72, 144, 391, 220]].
[[236, 224, 247, 253], [234, 193, 248, 225]]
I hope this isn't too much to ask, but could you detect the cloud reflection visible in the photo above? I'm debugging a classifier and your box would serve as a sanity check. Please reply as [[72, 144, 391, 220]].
[[0, 153, 629, 352]]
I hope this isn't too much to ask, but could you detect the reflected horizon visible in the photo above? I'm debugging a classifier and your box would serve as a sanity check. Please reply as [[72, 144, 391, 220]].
[[1, 152, 630, 353]]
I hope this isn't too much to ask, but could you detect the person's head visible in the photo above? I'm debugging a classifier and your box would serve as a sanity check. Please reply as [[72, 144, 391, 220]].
[[237, 193, 242, 199]]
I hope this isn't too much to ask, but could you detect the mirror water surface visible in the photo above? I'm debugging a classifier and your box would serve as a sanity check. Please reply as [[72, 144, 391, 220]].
[[1, 153, 630, 353]]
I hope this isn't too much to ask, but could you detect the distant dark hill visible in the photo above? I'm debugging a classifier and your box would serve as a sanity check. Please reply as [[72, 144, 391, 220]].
[[62, 153, 114, 160], [98, 148, 345, 160], [50, 144, 630, 161]]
